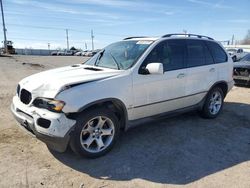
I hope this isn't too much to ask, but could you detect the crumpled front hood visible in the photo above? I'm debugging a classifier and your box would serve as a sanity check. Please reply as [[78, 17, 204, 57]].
[[19, 64, 123, 98]]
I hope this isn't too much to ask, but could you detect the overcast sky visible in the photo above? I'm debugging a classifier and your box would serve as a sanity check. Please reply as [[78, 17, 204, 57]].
[[1, 0, 250, 49]]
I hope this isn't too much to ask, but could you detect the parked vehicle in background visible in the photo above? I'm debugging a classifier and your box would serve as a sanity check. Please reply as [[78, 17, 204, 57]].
[[226, 48, 246, 62], [74, 51, 82, 56], [0, 41, 16, 54], [57, 51, 65, 56], [81, 51, 89, 56], [56, 50, 75, 56], [11, 34, 234, 158], [92, 49, 102, 56], [65, 50, 74, 56], [84, 51, 93, 57], [83, 50, 102, 57], [51, 51, 58, 56], [233, 53, 250, 86]]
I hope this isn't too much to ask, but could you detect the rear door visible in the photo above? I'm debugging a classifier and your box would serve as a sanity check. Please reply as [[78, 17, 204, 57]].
[[185, 39, 217, 105]]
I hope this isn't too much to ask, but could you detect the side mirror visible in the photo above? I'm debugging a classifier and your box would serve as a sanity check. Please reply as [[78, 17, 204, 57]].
[[146, 63, 164, 75]]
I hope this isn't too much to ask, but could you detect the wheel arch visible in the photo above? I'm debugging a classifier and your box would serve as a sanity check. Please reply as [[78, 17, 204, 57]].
[[209, 81, 228, 98], [75, 98, 128, 131]]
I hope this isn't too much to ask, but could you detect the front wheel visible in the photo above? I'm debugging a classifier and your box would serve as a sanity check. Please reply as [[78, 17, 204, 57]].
[[200, 87, 224, 119], [70, 108, 120, 158]]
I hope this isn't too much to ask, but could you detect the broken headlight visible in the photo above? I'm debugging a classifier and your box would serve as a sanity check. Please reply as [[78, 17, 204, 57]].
[[33, 98, 65, 112]]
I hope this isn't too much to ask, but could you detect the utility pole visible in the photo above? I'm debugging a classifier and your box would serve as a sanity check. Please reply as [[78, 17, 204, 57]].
[[85, 42, 87, 50], [91, 29, 94, 51], [66, 29, 69, 50], [231, 34, 234, 45], [48, 43, 50, 53], [0, 0, 7, 53]]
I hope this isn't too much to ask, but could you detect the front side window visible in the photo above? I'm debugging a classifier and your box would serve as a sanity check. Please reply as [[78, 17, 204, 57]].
[[143, 39, 185, 71], [206, 41, 227, 63], [85, 40, 152, 70]]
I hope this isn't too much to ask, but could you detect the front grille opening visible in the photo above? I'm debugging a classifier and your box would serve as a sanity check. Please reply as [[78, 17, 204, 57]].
[[37, 118, 51, 129], [20, 89, 32, 104]]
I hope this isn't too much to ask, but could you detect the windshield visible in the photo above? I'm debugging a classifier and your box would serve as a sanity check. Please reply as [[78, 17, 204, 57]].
[[84, 40, 153, 70], [240, 53, 250, 62]]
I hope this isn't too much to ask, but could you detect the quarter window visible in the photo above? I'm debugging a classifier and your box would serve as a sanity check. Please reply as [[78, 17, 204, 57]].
[[206, 41, 227, 63]]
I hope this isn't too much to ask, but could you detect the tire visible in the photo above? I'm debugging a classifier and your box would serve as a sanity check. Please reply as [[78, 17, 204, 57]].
[[232, 56, 237, 62], [200, 87, 224, 119], [70, 107, 120, 158]]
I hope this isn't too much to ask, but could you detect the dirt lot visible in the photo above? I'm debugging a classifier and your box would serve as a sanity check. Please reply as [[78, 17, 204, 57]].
[[0, 55, 249, 188]]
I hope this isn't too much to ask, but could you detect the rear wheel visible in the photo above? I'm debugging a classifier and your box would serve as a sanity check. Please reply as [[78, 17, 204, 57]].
[[200, 87, 224, 119], [70, 107, 120, 158]]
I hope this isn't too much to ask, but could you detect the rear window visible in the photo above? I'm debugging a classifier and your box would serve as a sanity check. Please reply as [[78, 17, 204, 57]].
[[206, 41, 227, 63]]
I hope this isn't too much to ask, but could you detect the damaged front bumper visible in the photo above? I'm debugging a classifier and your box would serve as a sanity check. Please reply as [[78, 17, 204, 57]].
[[11, 96, 76, 152]]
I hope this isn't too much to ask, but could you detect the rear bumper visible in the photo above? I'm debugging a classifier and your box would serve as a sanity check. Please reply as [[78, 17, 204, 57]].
[[11, 96, 76, 152]]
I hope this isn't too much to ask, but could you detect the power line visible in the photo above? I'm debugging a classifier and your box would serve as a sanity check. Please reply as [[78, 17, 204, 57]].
[[10, 37, 91, 44], [7, 23, 64, 31], [5, 23, 127, 37]]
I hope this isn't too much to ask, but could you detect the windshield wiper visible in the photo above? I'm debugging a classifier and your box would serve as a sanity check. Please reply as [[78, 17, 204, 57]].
[[109, 52, 121, 70], [94, 49, 105, 66], [94, 49, 122, 70]]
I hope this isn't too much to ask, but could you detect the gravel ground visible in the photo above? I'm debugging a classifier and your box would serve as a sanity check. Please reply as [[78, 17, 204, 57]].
[[0, 55, 249, 188]]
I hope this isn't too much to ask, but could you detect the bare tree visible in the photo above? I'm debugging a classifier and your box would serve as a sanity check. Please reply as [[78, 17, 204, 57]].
[[241, 30, 250, 44]]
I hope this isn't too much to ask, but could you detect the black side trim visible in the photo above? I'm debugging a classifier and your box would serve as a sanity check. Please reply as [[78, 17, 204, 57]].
[[133, 91, 207, 109], [127, 100, 205, 129]]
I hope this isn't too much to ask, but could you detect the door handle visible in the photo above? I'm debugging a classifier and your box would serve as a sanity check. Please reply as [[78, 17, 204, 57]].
[[209, 68, 215, 72], [177, 73, 186, 79]]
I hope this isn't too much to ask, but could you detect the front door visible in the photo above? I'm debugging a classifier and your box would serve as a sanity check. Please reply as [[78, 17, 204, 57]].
[[131, 39, 187, 120]]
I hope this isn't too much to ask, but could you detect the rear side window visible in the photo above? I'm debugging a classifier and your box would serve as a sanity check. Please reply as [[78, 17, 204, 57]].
[[143, 39, 185, 71], [206, 41, 227, 63], [203, 41, 214, 65], [186, 40, 206, 67]]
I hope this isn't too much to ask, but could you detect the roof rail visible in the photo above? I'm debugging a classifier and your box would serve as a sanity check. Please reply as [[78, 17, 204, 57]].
[[123, 36, 149, 40], [162, 33, 214, 40]]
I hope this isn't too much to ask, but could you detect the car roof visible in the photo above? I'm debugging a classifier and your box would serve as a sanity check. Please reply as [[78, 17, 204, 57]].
[[123, 33, 215, 42]]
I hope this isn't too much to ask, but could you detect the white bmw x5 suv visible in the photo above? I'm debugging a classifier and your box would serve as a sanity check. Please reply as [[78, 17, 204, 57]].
[[11, 34, 234, 158]]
